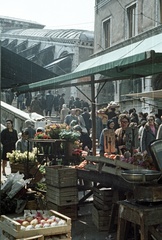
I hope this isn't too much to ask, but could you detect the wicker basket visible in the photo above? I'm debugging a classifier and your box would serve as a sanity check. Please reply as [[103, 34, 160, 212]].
[[10, 162, 37, 174]]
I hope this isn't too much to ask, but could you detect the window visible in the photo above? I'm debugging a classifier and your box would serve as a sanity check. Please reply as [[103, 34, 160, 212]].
[[127, 3, 136, 38], [103, 18, 111, 48]]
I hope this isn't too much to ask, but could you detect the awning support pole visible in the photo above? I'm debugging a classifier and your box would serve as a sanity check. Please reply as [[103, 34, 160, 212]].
[[91, 75, 96, 156], [75, 86, 92, 103]]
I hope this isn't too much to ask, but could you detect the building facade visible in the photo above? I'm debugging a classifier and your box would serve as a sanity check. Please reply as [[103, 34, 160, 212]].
[[0, 16, 94, 104], [94, 0, 162, 115]]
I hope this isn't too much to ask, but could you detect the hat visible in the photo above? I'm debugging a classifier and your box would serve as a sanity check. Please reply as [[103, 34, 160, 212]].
[[25, 119, 35, 127], [36, 127, 45, 133], [22, 128, 29, 135]]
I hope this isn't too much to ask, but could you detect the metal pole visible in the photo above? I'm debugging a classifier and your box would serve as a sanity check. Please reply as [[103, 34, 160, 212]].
[[91, 75, 96, 156]]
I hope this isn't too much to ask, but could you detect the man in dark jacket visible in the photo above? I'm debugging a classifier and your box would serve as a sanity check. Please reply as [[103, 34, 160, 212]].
[[82, 107, 91, 135], [45, 90, 54, 116], [1, 119, 18, 176]]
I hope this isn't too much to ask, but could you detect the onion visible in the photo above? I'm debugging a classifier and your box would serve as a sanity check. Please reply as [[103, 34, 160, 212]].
[[26, 225, 34, 230], [43, 223, 50, 228], [35, 224, 42, 229], [55, 217, 60, 222], [58, 219, 66, 225], [49, 215, 56, 221], [51, 222, 57, 227], [20, 226, 26, 231]]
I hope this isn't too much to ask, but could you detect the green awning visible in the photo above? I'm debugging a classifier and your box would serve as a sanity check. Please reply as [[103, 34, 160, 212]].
[[1, 46, 57, 89], [14, 32, 162, 93]]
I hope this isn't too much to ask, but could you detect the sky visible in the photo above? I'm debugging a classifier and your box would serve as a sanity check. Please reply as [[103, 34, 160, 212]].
[[0, 0, 95, 31]]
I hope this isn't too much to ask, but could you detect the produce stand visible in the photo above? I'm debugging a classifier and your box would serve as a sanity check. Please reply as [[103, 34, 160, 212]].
[[77, 155, 144, 194], [0, 210, 71, 239], [76, 155, 137, 232], [77, 154, 162, 236]]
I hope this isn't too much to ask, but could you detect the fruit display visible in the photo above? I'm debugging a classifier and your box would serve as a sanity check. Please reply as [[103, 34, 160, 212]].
[[0, 210, 71, 239], [76, 151, 157, 171], [13, 211, 67, 231], [104, 151, 157, 170]]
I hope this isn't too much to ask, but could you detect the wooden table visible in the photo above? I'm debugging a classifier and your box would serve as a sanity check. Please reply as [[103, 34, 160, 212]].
[[117, 200, 162, 240], [77, 168, 133, 192]]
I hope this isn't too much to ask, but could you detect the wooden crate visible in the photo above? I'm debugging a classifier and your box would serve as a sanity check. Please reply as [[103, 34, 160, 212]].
[[17, 236, 44, 240], [46, 185, 78, 206], [93, 187, 113, 210], [2, 232, 45, 240], [3, 231, 71, 240], [47, 201, 78, 220], [45, 166, 77, 187], [92, 205, 111, 231], [93, 187, 113, 198], [0, 210, 71, 239], [10, 162, 43, 182], [10, 162, 36, 174]]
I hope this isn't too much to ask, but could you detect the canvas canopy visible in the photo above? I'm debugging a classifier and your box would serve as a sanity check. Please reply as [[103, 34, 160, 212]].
[[13, 31, 162, 93]]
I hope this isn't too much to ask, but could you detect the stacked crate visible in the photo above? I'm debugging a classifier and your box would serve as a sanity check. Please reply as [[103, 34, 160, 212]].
[[92, 187, 113, 231], [46, 166, 78, 220]]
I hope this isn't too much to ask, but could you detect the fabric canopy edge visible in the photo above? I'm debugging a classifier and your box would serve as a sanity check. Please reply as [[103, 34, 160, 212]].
[[13, 50, 153, 93]]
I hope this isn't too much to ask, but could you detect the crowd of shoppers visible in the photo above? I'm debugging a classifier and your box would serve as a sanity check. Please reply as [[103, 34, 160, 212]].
[[2, 87, 162, 176], [98, 107, 162, 157]]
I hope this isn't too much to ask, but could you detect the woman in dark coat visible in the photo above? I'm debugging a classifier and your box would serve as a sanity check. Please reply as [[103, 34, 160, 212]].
[[140, 115, 159, 156], [1, 119, 18, 175]]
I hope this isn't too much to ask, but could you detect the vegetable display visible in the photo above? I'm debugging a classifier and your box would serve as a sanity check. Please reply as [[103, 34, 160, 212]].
[[14, 211, 67, 231]]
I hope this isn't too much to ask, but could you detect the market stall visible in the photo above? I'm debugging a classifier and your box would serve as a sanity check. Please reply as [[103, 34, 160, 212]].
[[76, 139, 162, 239]]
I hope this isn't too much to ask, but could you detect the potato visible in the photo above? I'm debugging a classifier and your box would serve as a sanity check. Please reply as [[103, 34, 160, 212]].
[[46, 219, 53, 224], [40, 219, 46, 224], [22, 221, 29, 227], [30, 218, 38, 226], [26, 216, 33, 222]]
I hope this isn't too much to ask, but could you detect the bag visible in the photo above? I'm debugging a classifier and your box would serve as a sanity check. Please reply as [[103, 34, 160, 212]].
[[81, 126, 88, 134]]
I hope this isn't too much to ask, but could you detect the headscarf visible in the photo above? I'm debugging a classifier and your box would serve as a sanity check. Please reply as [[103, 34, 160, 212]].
[[107, 119, 115, 129]]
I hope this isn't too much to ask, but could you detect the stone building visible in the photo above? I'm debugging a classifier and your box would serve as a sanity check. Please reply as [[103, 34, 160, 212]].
[[0, 16, 94, 103], [94, 0, 162, 115]]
